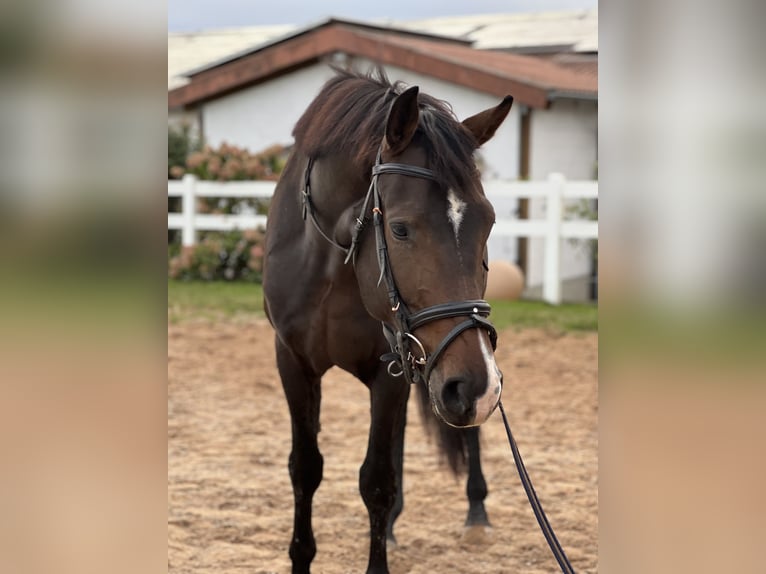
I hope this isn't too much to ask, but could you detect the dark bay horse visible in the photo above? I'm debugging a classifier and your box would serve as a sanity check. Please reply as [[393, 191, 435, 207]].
[[263, 69, 513, 574]]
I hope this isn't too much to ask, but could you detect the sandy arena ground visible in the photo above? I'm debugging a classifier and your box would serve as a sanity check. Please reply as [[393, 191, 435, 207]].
[[168, 318, 598, 573]]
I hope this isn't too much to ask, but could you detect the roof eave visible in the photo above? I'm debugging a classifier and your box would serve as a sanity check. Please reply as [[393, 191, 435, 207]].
[[547, 89, 598, 102]]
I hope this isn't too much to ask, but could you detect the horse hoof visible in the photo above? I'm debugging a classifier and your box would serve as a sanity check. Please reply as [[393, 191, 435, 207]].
[[461, 524, 493, 545]]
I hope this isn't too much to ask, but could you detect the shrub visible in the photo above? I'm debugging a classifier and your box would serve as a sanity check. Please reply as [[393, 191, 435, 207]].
[[168, 229, 265, 283], [168, 124, 200, 180], [181, 142, 286, 182], [168, 139, 284, 282]]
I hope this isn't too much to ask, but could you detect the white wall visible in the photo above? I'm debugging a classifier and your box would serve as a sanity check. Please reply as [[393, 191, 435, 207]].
[[527, 98, 597, 289], [201, 59, 521, 178], [530, 99, 598, 181], [201, 63, 336, 152]]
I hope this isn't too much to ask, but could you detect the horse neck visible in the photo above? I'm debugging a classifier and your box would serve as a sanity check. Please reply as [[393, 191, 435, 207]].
[[306, 154, 370, 248], [311, 154, 369, 213]]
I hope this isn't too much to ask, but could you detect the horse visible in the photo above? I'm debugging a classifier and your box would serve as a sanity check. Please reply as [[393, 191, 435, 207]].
[[263, 68, 513, 574]]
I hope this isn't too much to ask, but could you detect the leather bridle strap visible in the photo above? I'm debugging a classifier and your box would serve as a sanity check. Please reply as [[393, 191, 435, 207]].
[[370, 157, 439, 310], [408, 300, 492, 331], [422, 313, 497, 383], [371, 162, 437, 180], [345, 161, 437, 266], [301, 156, 351, 256]]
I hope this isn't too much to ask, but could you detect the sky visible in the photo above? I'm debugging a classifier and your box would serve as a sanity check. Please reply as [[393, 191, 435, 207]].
[[168, 0, 597, 32]]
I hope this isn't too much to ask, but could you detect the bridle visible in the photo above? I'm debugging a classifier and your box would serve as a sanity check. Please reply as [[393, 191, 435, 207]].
[[301, 146, 498, 387]]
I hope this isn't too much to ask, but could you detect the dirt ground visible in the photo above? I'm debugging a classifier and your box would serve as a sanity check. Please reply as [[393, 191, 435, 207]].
[[168, 318, 598, 574]]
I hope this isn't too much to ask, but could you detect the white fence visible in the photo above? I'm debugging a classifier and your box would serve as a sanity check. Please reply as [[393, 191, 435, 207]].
[[168, 173, 598, 304]]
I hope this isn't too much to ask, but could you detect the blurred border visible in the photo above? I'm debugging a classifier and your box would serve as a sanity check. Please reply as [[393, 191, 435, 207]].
[[0, 0, 167, 573], [1, 0, 764, 571], [601, 0, 766, 571]]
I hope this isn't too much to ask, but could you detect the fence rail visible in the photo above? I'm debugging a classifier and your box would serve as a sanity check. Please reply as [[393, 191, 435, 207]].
[[168, 173, 597, 304]]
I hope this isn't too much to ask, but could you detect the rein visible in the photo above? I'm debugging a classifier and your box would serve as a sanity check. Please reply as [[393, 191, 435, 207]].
[[301, 148, 497, 386], [498, 400, 576, 574]]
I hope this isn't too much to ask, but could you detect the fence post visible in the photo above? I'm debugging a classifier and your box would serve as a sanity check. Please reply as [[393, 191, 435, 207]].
[[543, 173, 564, 305], [181, 174, 197, 247]]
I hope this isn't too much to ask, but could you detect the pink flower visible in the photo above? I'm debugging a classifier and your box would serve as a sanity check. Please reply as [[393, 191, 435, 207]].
[[245, 159, 266, 178], [243, 229, 260, 242], [180, 246, 194, 267], [207, 156, 222, 176], [186, 152, 205, 169], [168, 256, 181, 278], [226, 158, 243, 173]]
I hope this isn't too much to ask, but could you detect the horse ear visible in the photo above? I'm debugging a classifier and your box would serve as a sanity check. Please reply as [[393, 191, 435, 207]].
[[462, 95, 514, 147], [384, 86, 420, 155]]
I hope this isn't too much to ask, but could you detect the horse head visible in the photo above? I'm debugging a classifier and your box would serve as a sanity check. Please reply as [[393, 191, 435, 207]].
[[354, 86, 514, 428]]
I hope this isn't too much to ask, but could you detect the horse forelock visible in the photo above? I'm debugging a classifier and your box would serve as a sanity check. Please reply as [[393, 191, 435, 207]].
[[292, 68, 481, 200]]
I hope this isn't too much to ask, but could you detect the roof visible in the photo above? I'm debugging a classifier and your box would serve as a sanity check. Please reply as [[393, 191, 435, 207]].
[[169, 25, 294, 90], [168, 10, 598, 90], [181, 17, 473, 79], [168, 20, 597, 110], [545, 53, 598, 82], [375, 33, 597, 98], [389, 9, 598, 52]]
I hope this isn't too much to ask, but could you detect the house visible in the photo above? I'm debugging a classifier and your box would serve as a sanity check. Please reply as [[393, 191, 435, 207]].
[[168, 12, 598, 300]]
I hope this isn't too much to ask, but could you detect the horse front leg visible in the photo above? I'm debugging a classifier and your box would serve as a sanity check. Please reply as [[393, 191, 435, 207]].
[[360, 371, 410, 574], [386, 385, 409, 547], [462, 426, 493, 543], [276, 339, 324, 574]]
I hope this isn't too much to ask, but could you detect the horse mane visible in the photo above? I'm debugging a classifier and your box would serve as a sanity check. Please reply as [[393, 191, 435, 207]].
[[292, 67, 480, 195]]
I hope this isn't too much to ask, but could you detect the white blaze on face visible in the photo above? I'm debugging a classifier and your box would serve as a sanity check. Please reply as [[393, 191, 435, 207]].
[[473, 331, 502, 425], [446, 189, 466, 243]]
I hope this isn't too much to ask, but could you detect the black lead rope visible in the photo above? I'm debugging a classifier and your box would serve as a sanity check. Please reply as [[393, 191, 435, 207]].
[[497, 400, 576, 574]]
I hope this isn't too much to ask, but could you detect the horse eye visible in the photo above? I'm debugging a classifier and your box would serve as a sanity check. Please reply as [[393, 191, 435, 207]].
[[390, 223, 409, 239]]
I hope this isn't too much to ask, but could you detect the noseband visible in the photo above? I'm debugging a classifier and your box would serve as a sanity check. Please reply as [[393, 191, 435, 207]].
[[301, 147, 498, 386]]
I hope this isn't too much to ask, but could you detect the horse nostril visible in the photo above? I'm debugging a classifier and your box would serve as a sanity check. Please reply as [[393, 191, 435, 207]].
[[441, 376, 472, 417]]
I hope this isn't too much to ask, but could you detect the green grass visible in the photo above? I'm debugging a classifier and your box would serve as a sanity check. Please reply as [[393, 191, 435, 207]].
[[168, 280, 597, 332], [488, 299, 598, 332], [168, 280, 264, 322]]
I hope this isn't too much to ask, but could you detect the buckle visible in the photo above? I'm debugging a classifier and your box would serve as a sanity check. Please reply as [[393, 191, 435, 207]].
[[301, 189, 309, 220]]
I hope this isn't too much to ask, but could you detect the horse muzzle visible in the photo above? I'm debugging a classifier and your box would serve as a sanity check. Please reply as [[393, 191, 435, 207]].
[[381, 300, 502, 427], [432, 356, 503, 428]]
